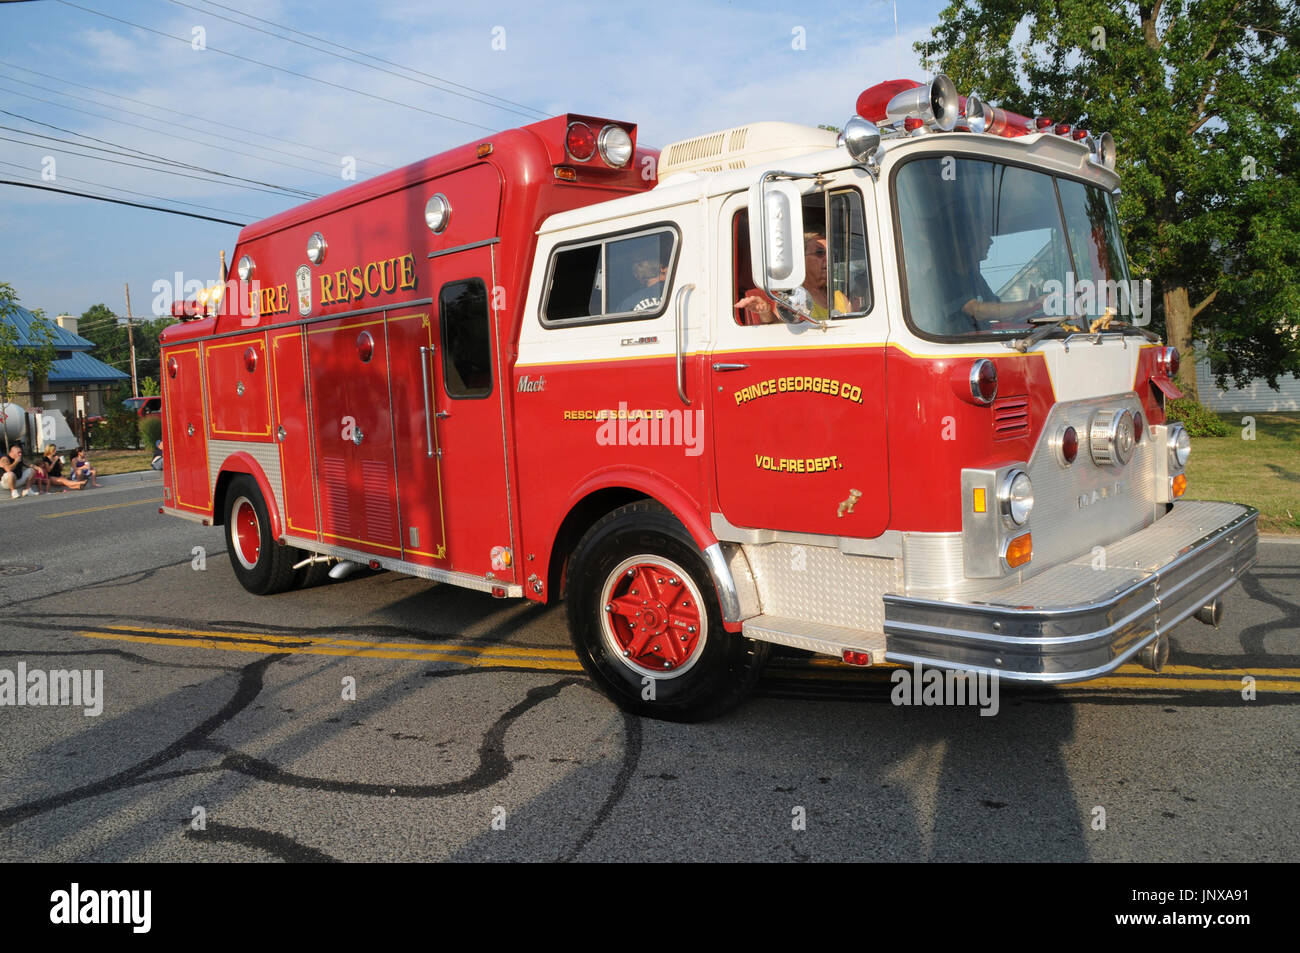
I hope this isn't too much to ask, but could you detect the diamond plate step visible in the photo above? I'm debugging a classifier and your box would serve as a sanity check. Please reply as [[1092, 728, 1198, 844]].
[[743, 614, 887, 663]]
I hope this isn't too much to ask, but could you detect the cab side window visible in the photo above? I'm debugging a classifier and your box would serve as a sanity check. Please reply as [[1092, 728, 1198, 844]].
[[732, 190, 872, 325], [542, 226, 678, 326], [440, 279, 492, 399]]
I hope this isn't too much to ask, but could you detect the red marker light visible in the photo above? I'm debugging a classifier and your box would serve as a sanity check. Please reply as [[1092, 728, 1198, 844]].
[[1062, 426, 1079, 463], [904, 116, 925, 131], [1133, 412, 1144, 444], [1072, 127, 1089, 141], [970, 359, 998, 404], [243, 347, 257, 372], [1054, 122, 1072, 136], [1159, 346, 1181, 378], [1035, 116, 1053, 130], [565, 121, 596, 161], [842, 650, 871, 666]]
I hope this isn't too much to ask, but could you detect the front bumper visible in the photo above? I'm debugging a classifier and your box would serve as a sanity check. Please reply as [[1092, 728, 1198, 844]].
[[882, 501, 1258, 682]]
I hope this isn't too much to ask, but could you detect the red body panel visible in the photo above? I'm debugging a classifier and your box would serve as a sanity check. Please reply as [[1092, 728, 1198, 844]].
[[205, 334, 272, 441], [883, 349, 1055, 533]]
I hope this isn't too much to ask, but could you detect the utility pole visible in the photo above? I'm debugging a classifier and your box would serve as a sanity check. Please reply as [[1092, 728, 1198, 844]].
[[124, 283, 139, 398]]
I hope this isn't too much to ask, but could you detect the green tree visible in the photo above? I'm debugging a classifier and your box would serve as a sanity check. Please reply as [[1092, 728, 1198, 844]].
[[0, 281, 57, 408], [920, 1, 1300, 400]]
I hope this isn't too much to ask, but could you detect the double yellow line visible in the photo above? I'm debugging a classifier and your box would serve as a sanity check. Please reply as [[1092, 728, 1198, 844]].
[[74, 625, 1300, 692], [79, 624, 582, 671], [40, 497, 162, 519]]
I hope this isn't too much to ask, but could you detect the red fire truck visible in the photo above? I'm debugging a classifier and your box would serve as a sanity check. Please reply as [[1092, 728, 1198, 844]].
[[161, 77, 1257, 720]]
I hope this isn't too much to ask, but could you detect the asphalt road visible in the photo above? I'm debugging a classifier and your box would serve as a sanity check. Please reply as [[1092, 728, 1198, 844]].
[[1, 476, 1297, 862]]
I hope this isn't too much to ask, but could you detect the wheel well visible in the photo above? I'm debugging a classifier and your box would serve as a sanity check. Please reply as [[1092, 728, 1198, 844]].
[[212, 471, 237, 526], [547, 488, 647, 602]]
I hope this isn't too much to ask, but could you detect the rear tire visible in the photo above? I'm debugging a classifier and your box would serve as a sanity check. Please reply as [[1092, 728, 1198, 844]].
[[565, 501, 768, 722], [225, 475, 297, 595]]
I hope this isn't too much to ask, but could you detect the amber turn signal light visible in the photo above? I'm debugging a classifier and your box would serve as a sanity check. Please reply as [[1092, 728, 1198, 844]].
[[1005, 533, 1032, 568], [1172, 474, 1187, 498]]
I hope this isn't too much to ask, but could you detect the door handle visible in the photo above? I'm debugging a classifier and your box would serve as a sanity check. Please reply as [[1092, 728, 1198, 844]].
[[419, 346, 435, 458], [712, 362, 750, 372], [674, 283, 696, 406]]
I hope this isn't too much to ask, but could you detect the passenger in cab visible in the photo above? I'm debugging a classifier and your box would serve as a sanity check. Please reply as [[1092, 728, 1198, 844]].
[[734, 230, 849, 324]]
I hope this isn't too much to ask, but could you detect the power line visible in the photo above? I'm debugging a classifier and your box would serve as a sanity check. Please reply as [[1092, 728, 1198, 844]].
[[0, 120, 315, 198], [168, 0, 545, 121], [0, 81, 352, 180], [0, 131, 307, 199], [0, 59, 392, 169], [1, 179, 247, 225], [195, 0, 546, 118], [0, 157, 257, 218], [56, 0, 499, 133], [0, 111, 319, 196]]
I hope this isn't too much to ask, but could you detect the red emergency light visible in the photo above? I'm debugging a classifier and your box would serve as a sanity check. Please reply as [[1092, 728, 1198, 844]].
[[856, 78, 1034, 137]]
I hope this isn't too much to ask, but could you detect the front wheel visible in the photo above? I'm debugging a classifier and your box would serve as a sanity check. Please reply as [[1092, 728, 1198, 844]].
[[565, 501, 768, 722], [225, 475, 297, 595]]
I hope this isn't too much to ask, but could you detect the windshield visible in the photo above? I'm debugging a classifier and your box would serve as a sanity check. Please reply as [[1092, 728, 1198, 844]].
[[895, 157, 1132, 339]]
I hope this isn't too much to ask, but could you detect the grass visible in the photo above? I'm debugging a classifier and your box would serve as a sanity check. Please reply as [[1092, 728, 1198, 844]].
[[1183, 411, 1300, 535], [83, 449, 154, 476]]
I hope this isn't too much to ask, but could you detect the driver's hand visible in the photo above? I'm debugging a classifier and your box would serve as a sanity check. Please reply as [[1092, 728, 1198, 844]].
[[734, 295, 770, 315]]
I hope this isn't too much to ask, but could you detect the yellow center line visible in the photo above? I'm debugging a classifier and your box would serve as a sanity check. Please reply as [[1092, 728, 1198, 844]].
[[76, 626, 1299, 691], [40, 497, 162, 519], [106, 624, 578, 659]]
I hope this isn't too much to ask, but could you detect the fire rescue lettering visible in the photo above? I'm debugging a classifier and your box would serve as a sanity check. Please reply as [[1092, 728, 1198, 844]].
[[249, 283, 291, 317], [319, 254, 418, 305], [733, 376, 863, 406]]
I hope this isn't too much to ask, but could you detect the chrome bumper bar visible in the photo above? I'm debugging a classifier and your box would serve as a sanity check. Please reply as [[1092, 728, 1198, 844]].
[[882, 502, 1258, 683]]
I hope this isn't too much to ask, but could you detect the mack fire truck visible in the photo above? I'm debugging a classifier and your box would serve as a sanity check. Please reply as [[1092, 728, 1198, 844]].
[[160, 76, 1258, 720]]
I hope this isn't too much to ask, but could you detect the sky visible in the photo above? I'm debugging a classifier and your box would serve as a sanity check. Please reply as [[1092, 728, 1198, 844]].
[[0, 0, 949, 323]]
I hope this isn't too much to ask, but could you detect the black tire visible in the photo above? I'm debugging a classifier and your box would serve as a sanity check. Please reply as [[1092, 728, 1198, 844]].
[[224, 475, 297, 595], [565, 501, 769, 722]]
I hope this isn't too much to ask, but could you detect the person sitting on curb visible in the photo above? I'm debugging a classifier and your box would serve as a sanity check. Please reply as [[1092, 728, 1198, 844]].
[[1, 443, 35, 498], [71, 447, 102, 487], [40, 443, 86, 491]]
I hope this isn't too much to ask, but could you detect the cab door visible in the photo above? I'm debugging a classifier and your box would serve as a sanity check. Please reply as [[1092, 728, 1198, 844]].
[[429, 245, 514, 580], [709, 178, 890, 538]]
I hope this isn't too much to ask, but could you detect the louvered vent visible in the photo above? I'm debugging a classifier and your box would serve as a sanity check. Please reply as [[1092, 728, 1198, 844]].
[[992, 395, 1030, 440], [656, 122, 839, 180]]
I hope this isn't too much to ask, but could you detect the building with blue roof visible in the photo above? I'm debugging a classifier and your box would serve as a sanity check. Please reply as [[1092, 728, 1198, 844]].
[[0, 305, 129, 420]]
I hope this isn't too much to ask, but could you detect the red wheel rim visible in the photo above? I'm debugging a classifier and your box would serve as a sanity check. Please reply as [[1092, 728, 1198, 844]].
[[600, 555, 706, 679], [232, 496, 261, 570]]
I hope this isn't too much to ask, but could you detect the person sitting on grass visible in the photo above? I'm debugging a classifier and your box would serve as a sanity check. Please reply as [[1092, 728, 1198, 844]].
[[40, 443, 86, 491], [71, 447, 102, 487]]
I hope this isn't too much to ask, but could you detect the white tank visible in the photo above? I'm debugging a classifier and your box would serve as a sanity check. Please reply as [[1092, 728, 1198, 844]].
[[0, 403, 24, 442]]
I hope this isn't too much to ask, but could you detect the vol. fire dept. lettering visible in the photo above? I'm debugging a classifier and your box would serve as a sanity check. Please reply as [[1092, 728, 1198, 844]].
[[755, 453, 842, 473]]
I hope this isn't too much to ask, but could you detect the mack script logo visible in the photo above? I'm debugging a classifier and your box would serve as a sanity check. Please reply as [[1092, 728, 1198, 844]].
[[1079, 480, 1125, 509], [50, 884, 151, 933], [517, 375, 546, 393]]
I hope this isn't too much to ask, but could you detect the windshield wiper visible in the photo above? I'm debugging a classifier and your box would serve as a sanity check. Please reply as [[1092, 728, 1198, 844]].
[[1009, 310, 1159, 352]]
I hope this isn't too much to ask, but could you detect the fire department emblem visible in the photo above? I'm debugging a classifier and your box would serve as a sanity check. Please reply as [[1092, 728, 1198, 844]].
[[296, 265, 312, 316]]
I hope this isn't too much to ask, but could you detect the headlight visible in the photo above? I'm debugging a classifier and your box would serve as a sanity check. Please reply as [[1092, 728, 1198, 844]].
[[597, 124, 633, 168], [999, 469, 1034, 526], [237, 255, 254, 281], [1168, 423, 1191, 469]]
